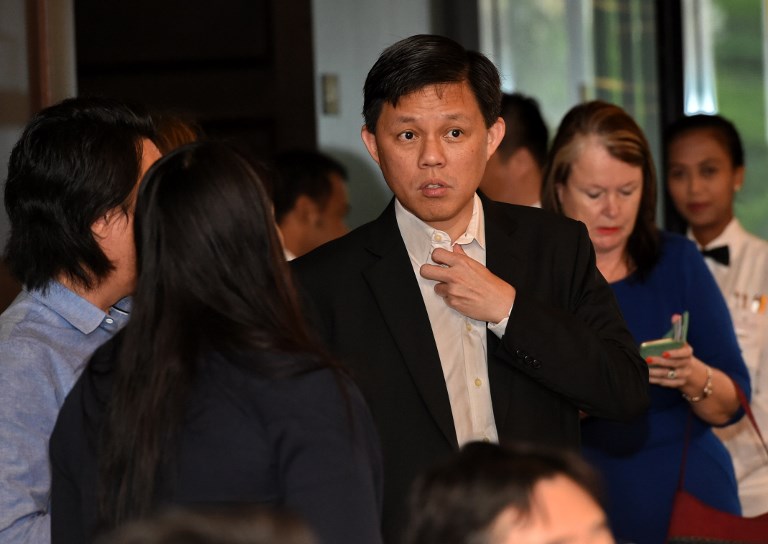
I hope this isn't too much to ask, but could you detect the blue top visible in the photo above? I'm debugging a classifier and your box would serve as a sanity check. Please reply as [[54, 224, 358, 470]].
[[582, 232, 751, 544], [0, 283, 129, 544]]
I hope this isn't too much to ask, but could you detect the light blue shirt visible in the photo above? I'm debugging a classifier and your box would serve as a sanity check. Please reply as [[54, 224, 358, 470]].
[[0, 282, 130, 543]]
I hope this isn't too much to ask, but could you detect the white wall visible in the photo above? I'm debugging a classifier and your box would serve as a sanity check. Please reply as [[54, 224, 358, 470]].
[[311, 0, 432, 228], [0, 0, 29, 244]]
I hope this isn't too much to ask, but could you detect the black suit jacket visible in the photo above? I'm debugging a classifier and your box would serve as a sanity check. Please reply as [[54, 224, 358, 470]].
[[292, 196, 649, 542]]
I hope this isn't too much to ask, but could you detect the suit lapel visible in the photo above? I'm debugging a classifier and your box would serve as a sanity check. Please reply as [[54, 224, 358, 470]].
[[362, 202, 459, 449], [482, 196, 527, 432]]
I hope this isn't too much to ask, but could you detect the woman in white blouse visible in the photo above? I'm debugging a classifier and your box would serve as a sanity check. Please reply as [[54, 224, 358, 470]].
[[666, 113, 768, 516]]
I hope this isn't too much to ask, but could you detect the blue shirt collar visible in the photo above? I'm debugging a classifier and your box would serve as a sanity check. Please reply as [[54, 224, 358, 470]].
[[27, 281, 130, 335]]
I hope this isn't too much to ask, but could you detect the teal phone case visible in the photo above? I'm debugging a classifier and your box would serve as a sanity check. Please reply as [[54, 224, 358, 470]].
[[639, 311, 689, 359]]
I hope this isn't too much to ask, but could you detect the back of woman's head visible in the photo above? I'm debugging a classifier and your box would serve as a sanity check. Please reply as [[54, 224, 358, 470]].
[[133, 141, 306, 352], [542, 100, 659, 278]]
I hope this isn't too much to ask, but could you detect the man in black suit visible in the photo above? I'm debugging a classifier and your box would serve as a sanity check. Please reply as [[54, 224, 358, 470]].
[[292, 34, 649, 543]]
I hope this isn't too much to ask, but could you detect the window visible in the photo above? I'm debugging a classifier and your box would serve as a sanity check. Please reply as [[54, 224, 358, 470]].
[[479, 0, 661, 212], [683, 0, 768, 237]]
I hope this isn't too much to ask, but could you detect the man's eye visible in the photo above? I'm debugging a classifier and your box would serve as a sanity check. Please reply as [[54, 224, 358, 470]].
[[401, 131, 415, 140], [449, 129, 462, 138]]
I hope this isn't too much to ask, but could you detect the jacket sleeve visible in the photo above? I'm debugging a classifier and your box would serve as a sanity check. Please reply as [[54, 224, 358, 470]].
[[497, 221, 650, 421]]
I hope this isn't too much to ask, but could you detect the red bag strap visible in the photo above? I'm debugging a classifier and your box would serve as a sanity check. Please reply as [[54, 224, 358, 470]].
[[677, 381, 768, 491], [735, 385, 768, 457]]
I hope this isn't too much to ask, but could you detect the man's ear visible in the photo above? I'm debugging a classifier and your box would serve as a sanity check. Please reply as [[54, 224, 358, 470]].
[[91, 207, 127, 241], [293, 194, 321, 226], [510, 147, 536, 174], [91, 209, 117, 240], [486, 117, 506, 158], [91, 216, 109, 240], [361, 125, 380, 165]]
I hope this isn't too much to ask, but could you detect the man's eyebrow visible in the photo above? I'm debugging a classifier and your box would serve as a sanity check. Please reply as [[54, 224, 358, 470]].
[[391, 113, 470, 124]]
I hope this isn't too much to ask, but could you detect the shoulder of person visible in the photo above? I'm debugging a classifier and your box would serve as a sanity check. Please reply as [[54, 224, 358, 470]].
[[483, 198, 584, 234], [659, 230, 698, 256], [741, 227, 768, 254]]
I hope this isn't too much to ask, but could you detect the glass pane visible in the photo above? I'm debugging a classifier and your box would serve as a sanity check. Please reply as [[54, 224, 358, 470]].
[[479, 0, 661, 214], [684, 0, 768, 238], [478, 0, 591, 128]]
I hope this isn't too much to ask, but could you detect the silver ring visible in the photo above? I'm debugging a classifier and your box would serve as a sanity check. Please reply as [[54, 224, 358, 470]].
[[667, 369, 677, 379]]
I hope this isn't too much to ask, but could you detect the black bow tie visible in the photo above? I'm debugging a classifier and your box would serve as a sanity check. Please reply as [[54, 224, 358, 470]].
[[701, 245, 729, 266]]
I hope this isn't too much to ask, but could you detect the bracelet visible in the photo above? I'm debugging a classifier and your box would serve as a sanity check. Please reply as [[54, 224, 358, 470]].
[[682, 364, 713, 403]]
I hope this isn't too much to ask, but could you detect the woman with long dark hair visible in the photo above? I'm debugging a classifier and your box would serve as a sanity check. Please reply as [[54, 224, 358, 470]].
[[49, 142, 383, 544]]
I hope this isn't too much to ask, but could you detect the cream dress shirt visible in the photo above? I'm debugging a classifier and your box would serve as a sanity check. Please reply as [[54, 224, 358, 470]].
[[395, 195, 505, 446], [693, 218, 768, 515]]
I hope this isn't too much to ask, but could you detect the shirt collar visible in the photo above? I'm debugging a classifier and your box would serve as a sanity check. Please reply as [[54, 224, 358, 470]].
[[395, 194, 485, 265], [687, 217, 745, 251], [27, 281, 126, 335]]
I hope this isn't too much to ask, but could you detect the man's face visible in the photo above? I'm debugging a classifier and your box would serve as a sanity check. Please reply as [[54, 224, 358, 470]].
[[489, 475, 614, 544], [105, 138, 162, 295], [361, 81, 504, 240]]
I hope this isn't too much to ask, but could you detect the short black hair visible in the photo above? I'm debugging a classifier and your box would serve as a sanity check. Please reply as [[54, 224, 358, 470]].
[[4, 96, 155, 291], [496, 93, 549, 169], [405, 442, 604, 544], [363, 34, 502, 132], [270, 149, 347, 224], [99, 505, 317, 544], [664, 113, 744, 168]]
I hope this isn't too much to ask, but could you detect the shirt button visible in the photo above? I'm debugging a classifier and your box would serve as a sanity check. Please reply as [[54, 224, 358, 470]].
[[465, 322, 472, 332], [483, 437, 491, 443], [434, 234, 443, 242], [474, 378, 482, 387], [105, 318, 114, 324]]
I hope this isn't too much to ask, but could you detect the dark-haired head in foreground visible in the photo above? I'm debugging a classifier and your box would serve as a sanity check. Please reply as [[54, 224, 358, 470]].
[[98, 506, 317, 544], [406, 442, 613, 544]]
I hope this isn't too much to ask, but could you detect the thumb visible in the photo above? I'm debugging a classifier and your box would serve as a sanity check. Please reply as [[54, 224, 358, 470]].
[[452, 243, 466, 255]]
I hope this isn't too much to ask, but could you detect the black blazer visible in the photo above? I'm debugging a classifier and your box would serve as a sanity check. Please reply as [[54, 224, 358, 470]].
[[293, 196, 649, 542]]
